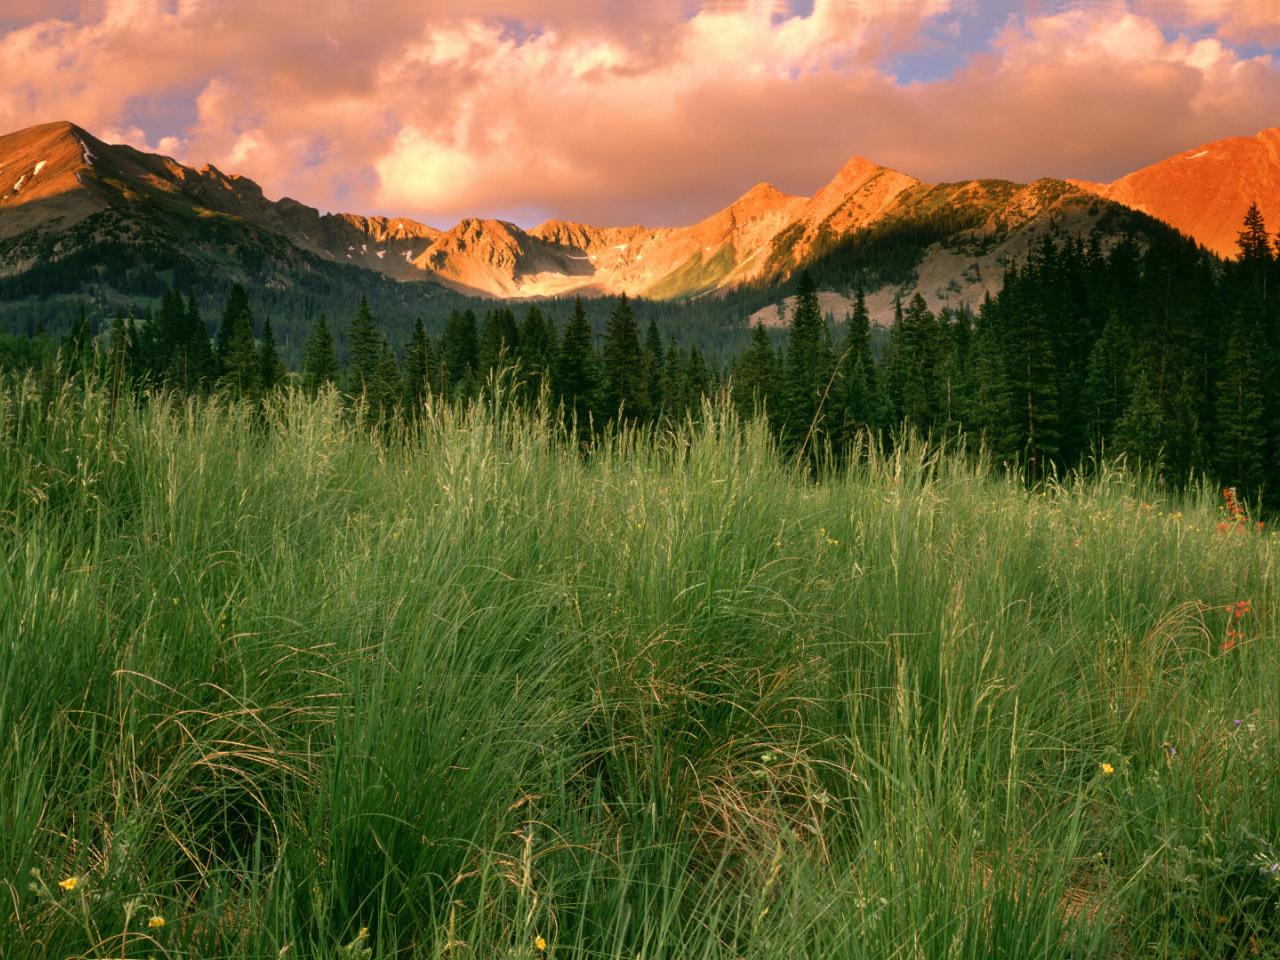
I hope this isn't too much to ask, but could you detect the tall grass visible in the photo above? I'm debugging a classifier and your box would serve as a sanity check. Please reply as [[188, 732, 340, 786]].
[[1, 377, 1277, 959]]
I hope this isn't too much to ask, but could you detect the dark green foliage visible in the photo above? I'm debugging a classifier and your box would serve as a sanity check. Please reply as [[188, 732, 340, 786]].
[[1215, 303, 1268, 490], [553, 298, 598, 432], [600, 293, 651, 424], [216, 284, 260, 397], [440, 309, 479, 398], [732, 322, 776, 423], [644, 319, 665, 414], [518, 305, 555, 402], [402, 318, 434, 415], [834, 287, 881, 440], [258, 318, 287, 393], [301, 315, 340, 395], [659, 342, 685, 420], [345, 296, 399, 421], [683, 345, 711, 419], [779, 271, 836, 451], [477, 307, 520, 374]]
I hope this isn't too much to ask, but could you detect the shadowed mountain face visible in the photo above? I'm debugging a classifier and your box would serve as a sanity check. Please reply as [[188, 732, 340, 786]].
[[2, 120, 1274, 321]]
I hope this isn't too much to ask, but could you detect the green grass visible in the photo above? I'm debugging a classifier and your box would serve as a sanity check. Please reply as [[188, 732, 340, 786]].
[[1, 377, 1278, 959]]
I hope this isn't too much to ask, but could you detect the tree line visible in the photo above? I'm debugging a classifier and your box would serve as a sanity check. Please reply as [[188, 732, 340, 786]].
[[29, 203, 1280, 497]]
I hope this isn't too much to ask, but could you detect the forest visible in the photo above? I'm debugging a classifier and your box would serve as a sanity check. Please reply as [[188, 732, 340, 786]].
[[5, 203, 1276, 498]]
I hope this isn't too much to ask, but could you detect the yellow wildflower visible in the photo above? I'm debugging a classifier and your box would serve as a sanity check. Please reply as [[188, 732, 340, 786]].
[[359, 927, 369, 939], [148, 915, 166, 929], [1100, 762, 1114, 776], [58, 876, 78, 891], [172, 597, 179, 606], [535, 934, 547, 952]]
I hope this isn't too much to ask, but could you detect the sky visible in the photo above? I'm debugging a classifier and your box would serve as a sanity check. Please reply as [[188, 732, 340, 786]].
[[1, 0, 1278, 227]]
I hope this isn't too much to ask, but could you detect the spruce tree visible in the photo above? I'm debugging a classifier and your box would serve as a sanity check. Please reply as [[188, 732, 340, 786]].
[[64, 304, 93, 377], [402, 318, 434, 415], [733, 322, 776, 423], [779, 270, 835, 451], [217, 288, 259, 397], [553, 297, 598, 433], [1080, 310, 1129, 446], [301, 314, 340, 395], [836, 285, 879, 438], [518, 305, 555, 401], [216, 284, 252, 378], [176, 295, 214, 391], [1114, 372, 1169, 471], [600, 293, 651, 423], [644, 319, 665, 416], [1215, 304, 1268, 491], [345, 296, 384, 400], [258, 318, 287, 392], [441, 309, 479, 398], [683, 345, 711, 419], [478, 307, 520, 375], [1237, 202, 1272, 264]]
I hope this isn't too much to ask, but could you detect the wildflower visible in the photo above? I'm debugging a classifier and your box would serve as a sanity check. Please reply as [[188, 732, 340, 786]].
[[1100, 762, 1115, 776], [148, 915, 166, 929], [760, 751, 776, 763], [58, 876, 79, 891], [1232, 600, 1252, 618], [171, 597, 179, 607], [1233, 719, 1243, 728], [535, 934, 547, 952], [1221, 634, 1237, 652], [358, 927, 368, 938]]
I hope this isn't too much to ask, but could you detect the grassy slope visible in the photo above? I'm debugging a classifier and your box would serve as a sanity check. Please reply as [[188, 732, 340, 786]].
[[1, 380, 1277, 959]]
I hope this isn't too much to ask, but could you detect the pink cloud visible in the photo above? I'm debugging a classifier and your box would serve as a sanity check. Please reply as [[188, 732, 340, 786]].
[[0, 1, 1276, 227]]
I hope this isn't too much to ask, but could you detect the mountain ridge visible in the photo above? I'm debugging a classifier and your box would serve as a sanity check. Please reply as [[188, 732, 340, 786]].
[[2, 120, 1276, 323]]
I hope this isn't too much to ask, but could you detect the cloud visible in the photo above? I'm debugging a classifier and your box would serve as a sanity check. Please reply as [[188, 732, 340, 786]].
[[1138, 1, 1280, 46], [0, 0, 1276, 226]]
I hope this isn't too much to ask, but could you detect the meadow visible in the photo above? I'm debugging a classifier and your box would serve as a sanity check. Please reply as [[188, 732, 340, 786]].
[[1, 377, 1277, 959]]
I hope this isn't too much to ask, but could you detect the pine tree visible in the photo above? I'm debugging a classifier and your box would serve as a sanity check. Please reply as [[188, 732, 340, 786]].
[[440, 309, 479, 398], [779, 270, 836, 451], [660, 342, 685, 420], [301, 314, 340, 395], [835, 285, 879, 438], [683, 345, 711, 419], [402, 318, 434, 415], [258, 318, 287, 392], [216, 284, 252, 378], [1080, 310, 1129, 446], [374, 337, 401, 421], [175, 295, 214, 391], [518, 305, 555, 402], [63, 304, 93, 376], [644, 319, 664, 416], [345, 296, 384, 399], [478, 307, 520, 375], [217, 287, 259, 397], [553, 297, 598, 433], [1114, 372, 1169, 471], [1237, 202, 1272, 264], [600, 293, 651, 423], [1215, 304, 1268, 491], [733, 322, 776, 423]]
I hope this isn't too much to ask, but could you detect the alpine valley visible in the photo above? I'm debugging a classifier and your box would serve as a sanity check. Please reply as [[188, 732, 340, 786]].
[[1, 119, 1278, 359]]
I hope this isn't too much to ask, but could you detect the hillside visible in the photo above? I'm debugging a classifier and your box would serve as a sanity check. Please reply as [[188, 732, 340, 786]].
[[1, 120, 1273, 339], [1073, 127, 1280, 259]]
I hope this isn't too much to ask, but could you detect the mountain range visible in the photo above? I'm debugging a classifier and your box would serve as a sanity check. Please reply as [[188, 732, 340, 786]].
[[1, 120, 1277, 330]]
